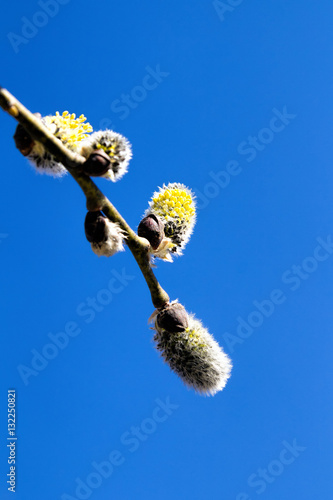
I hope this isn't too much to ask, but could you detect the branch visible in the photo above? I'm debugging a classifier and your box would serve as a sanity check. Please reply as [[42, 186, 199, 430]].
[[0, 87, 169, 309]]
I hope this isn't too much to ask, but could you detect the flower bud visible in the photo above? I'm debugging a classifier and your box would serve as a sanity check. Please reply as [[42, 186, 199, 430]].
[[84, 211, 125, 257], [138, 214, 164, 250], [13, 124, 34, 156], [81, 150, 111, 177]]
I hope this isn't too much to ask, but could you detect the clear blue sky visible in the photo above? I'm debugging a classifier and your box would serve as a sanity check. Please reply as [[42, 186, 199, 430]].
[[1, 1, 333, 499]]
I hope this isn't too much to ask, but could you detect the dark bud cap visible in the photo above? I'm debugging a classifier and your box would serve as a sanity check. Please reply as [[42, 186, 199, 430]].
[[13, 124, 34, 156], [85, 211, 107, 243], [157, 302, 189, 333], [138, 214, 164, 249], [82, 150, 111, 177]]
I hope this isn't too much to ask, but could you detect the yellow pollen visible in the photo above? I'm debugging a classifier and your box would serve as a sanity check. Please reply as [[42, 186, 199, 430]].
[[45, 111, 93, 147], [152, 186, 195, 223]]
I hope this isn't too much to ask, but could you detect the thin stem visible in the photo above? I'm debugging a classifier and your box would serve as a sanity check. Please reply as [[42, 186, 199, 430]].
[[0, 87, 169, 309]]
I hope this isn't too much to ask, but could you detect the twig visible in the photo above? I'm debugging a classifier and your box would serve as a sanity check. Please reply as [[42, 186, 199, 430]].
[[0, 87, 169, 309]]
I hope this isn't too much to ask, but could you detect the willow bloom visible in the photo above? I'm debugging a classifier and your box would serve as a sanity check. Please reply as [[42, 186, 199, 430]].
[[142, 183, 196, 262], [44, 111, 93, 148], [28, 111, 93, 177], [84, 211, 125, 257], [80, 130, 132, 181], [151, 301, 232, 396]]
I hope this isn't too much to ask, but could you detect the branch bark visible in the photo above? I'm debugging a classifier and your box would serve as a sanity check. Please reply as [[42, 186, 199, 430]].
[[0, 87, 169, 309]]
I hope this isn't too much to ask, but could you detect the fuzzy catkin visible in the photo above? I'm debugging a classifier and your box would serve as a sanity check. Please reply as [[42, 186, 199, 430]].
[[143, 183, 196, 262], [27, 111, 93, 177], [153, 314, 232, 396], [80, 130, 132, 182]]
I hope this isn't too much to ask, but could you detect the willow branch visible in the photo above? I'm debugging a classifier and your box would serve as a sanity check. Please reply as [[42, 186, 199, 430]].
[[0, 87, 169, 309]]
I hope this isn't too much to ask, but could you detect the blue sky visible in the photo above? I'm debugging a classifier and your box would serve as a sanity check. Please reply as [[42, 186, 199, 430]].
[[1, 1, 333, 499]]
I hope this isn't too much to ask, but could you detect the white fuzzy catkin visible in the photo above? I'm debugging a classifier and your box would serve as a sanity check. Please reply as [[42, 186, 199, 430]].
[[91, 220, 125, 257], [28, 141, 67, 177], [153, 313, 232, 396], [80, 130, 132, 182]]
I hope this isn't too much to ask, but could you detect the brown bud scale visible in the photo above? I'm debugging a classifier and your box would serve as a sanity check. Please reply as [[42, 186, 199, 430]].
[[157, 302, 189, 333], [84, 211, 107, 243], [138, 214, 164, 250], [82, 150, 111, 177], [13, 124, 34, 156]]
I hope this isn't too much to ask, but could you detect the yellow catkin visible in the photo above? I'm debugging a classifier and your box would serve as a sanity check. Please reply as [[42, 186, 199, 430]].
[[152, 188, 195, 222]]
